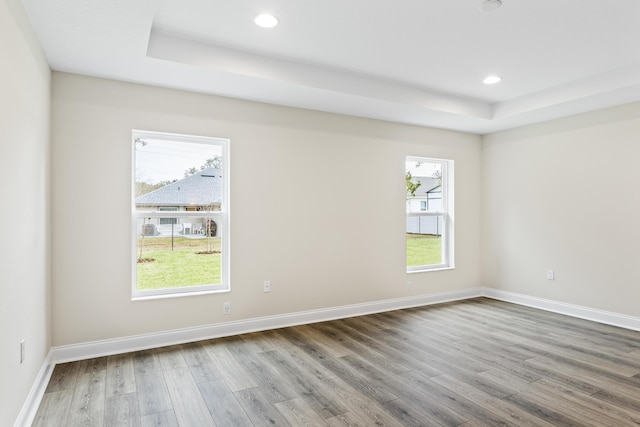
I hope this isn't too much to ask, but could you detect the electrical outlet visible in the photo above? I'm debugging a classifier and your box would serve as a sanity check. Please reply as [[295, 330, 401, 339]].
[[223, 302, 231, 315], [406, 281, 413, 289], [547, 269, 555, 280], [263, 280, 271, 293], [20, 340, 25, 364]]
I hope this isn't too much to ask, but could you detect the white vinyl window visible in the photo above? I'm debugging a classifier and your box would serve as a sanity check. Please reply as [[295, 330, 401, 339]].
[[132, 130, 230, 299], [406, 157, 454, 271], [158, 207, 178, 225]]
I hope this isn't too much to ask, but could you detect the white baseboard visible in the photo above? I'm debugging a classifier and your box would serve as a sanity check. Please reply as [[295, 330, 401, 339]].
[[47, 286, 640, 364], [14, 350, 55, 427], [21, 286, 640, 426], [482, 287, 640, 331], [50, 287, 483, 364], [17, 288, 477, 426]]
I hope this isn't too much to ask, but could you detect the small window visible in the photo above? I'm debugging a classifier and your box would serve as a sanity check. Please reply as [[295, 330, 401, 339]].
[[158, 207, 178, 225], [406, 157, 454, 271], [133, 130, 229, 298]]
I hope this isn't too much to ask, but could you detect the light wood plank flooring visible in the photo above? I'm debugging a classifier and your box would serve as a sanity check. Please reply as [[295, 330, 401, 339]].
[[33, 298, 640, 426]]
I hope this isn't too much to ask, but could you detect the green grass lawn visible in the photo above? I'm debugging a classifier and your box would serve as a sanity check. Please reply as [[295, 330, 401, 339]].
[[406, 234, 442, 266], [137, 234, 439, 290], [137, 236, 221, 290]]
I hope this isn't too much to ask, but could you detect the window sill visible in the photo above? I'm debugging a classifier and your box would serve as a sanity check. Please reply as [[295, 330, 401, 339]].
[[407, 266, 455, 274], [132, 288, 230, 302]]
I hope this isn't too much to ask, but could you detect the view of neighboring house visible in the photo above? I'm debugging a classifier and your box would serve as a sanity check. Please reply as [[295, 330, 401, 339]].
[[406, 176, 443, 235], [135, 167, 222, 235]]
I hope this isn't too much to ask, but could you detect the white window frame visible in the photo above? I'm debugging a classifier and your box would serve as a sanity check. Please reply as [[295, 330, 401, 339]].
[[131, 130, 230, 299], [406, 156, 454, 272]]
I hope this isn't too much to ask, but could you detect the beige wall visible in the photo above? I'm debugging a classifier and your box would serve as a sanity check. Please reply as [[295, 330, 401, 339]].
[[51, 72, 482, 346], [482, 102, 640, 316], [0, 0, 51, 424]]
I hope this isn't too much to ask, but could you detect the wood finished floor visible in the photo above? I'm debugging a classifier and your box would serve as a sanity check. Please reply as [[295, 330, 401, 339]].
[[33, 298, 640, 426]]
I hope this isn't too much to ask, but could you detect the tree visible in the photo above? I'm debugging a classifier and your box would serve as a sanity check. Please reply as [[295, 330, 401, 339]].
[[135, 179, 177, 197], [406, 171, 421, 197], [201, 156, 222, 170], [432, 170, 442, 186], [184, 166, 197, 177], [184, 155, 223, 177], [138, 217, 148, 261]]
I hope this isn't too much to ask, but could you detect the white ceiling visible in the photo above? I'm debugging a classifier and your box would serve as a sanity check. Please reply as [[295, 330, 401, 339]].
[[20, 0, 640, 134]]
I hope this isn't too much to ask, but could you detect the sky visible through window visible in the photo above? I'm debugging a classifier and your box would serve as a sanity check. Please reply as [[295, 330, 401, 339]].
[[406, 159, 440, 178], [136, 138, 222, 184]]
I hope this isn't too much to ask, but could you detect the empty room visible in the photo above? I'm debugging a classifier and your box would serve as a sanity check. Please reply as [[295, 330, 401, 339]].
[[3, 0, 640, 425]]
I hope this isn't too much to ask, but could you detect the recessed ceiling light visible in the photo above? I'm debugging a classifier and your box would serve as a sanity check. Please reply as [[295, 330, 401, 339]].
[[479, 0, 502, 12], [255, 14, 278, 28], [483, 75, 502, 85]]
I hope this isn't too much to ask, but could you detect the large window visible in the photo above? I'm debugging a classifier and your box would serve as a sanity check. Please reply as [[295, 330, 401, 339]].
[[132, 130, 229, 298], [406, 157, 454, 271]]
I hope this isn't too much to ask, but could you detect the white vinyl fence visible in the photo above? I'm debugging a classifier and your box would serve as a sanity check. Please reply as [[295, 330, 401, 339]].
[[406, 215, 442, 236]]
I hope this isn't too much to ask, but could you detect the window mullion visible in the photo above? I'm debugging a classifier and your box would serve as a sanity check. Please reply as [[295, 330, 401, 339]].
[[134, 211, 222, 218]]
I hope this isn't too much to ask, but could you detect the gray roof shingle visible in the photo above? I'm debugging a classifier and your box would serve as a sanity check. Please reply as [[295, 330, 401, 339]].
[[136, 168, 223, 207]]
